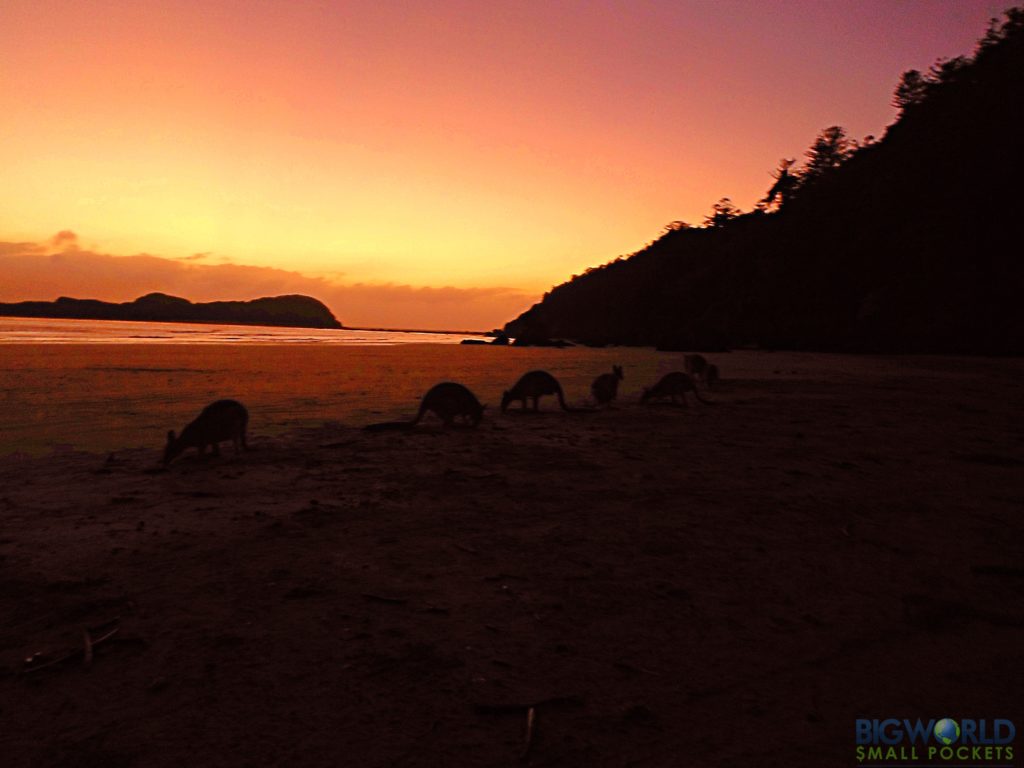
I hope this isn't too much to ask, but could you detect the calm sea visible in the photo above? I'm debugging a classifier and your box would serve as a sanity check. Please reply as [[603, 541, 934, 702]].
[[0, 316, 488, 345], [0, 316, 671, 456]]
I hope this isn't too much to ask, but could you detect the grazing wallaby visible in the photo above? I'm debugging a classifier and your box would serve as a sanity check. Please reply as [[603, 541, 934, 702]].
[[164, 399, 248, 464], [591, 365, 624, 405], [684, 354, 709, 384], [641, 372, 711, 406], [706, 364, 720, 389], [501, 370, 574, 412], [365, 382, 486, 430]]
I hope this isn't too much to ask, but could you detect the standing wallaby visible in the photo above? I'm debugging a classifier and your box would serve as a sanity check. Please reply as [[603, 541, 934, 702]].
[[641, 372, 710, 406], [164, 399, 248, 464], [591, 365, 623, 405], [365, 382, 486, 430], [501, 370, 574, 412], [684, 354, 709, 385]]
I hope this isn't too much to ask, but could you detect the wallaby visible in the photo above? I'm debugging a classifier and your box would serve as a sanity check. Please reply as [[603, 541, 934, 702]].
[[163, 399, 248, 464], [641, 372, 711, 406], [706, 364, 720, 389], [684, 354, 709, 385], [501, 370, 576, 412], [591, 365, 623, 405], [365, 382, 486, 430]]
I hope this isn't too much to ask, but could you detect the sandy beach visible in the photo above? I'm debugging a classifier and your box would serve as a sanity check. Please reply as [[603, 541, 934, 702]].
[[1, 345, 1022, 766]]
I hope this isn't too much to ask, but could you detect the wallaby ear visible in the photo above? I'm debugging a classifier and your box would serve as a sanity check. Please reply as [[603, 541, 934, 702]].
[[166, 430, 176, 444]]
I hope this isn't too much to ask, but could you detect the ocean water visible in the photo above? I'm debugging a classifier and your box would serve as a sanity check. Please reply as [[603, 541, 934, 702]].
[[0, 317, 488, 345], [0, 321, 674, 455]]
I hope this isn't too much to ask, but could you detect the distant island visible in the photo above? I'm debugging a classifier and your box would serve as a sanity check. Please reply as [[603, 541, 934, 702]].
[[505, 10, 1024, 354], [0, 292, 343, 329]]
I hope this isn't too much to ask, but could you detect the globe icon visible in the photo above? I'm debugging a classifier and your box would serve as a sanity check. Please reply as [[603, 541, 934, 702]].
[[935, 718, 960, 745]]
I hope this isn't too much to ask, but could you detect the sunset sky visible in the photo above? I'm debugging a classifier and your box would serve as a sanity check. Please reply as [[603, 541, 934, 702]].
[[0, 0, 1009, 329]]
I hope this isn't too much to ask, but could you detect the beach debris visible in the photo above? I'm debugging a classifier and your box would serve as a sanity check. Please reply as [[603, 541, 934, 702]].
[[22, 617, 121, 674], [82, 629, 93, 667], [319, 439, 358, 449], [521, 706, 536, 759], [474, 694, 584, 715], [970, 564, 1024, 578], [475, 693, 583, 757], [361, 592, 408, 605], [613, 660, 661, 677]]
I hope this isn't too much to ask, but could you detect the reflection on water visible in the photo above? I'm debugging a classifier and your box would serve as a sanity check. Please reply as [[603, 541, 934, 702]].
[[0, 340, 676, 456], [0, 317, 488, 345]]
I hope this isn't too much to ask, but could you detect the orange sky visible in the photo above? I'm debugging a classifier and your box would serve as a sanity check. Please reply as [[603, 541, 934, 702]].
[[0, 1, 1009, 329]]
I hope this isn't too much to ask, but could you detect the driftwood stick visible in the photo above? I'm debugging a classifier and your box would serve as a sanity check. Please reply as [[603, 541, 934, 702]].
[[22, 618, 121, 675], [521, 706, 536, 759], [83, 629, 93, 668], [361, 593, 408, 605], [474, 694, 584, 715]]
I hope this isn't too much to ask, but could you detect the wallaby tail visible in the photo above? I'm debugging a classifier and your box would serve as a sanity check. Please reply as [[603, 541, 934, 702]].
[[556, 383, 569, 411], [556, 383, 596, 413], [365, 399, 428, 431]]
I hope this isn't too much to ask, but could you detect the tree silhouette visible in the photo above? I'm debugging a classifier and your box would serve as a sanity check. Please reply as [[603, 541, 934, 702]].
[[893, 69, 929, 112], [704, 198, 741, 228], [801, 126, 853, 183], [761, 158, 798, 209], [662, 220, 691, 234]]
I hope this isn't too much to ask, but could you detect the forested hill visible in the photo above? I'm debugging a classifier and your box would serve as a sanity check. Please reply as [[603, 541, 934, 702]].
[[0, 293, 343, 329], [505, 10, 1024, 354]]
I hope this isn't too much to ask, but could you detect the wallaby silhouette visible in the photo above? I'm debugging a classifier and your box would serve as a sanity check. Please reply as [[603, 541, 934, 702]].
[[501, 370, 577, 412], [365, 382, 486, 430], [591, 365, 623, 405], [163, 399, 248, 464], [684, 354, 709, 384], [641, 372, 710, 406]]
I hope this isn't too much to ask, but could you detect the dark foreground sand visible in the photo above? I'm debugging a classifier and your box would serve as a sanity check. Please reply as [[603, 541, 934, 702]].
[[1, 349, 1022, 767]]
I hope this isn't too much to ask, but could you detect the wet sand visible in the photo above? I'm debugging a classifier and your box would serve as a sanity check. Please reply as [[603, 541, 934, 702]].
[[0, 346, 1022, 766]]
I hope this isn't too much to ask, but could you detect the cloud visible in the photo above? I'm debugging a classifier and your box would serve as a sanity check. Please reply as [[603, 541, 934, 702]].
[[50, 230, 79, 249], [0, 234, 534, 330]]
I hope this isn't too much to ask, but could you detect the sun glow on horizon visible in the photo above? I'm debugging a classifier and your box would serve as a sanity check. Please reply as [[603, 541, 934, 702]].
[[1, 0, 1009, 327]]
